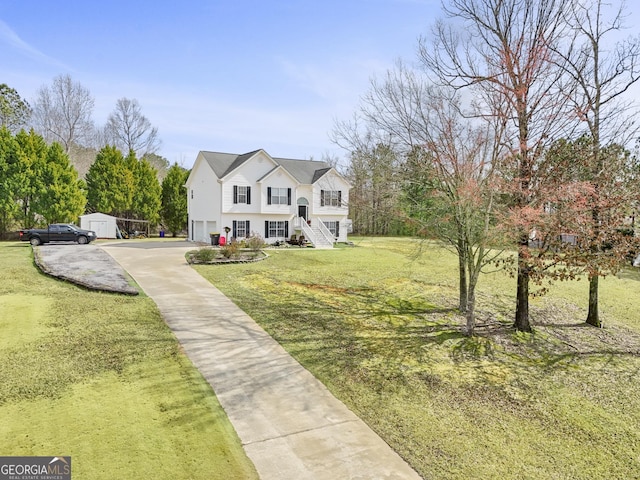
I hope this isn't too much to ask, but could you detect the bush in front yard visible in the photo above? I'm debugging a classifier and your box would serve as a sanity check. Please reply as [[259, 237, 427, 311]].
[[245, 233, 265, 252], [220, 241, 239, 258], [192, 247, 216, 263]]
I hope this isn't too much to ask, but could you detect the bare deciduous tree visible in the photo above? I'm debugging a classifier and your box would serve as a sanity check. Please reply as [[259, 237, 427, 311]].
[[105, 98, 160, 157], [335, 64, 505, 334], [31, 74, 95, 153], [421, 0, 573, 332], [333, 116, 403, 236]]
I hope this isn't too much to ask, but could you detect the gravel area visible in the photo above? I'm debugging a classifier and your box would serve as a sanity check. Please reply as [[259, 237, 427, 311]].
[[33, 243, 138, 295]]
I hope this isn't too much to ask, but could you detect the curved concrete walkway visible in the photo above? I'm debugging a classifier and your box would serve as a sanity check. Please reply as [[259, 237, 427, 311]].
[[102, 242, 422, 480]]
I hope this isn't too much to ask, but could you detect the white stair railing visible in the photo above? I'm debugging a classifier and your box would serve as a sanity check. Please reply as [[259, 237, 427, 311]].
[[299, 218, 316, 244], [296, 217, 333, 248], [315, 218, 335, 246]]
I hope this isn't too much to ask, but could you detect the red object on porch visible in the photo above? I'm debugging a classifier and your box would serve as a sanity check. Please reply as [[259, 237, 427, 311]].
[[219, 236, 226, 246]]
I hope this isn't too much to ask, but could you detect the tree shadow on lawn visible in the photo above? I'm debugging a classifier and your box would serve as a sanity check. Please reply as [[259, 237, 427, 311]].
[[134, 356, 230, 431], [256, 280, 640, 390]]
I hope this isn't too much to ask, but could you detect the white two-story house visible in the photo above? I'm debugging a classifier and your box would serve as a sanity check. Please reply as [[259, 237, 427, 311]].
[[186, 149, 351, 248]]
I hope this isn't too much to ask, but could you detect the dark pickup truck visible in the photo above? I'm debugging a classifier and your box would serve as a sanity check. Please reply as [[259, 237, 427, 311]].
[[19, 224, 97, 246]]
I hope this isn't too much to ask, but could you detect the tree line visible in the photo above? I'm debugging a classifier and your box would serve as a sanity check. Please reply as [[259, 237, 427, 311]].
[[0, 73, 189, 237], [335, 0, 640, 334], [1, 74, 169, 178], [0, 127, 188, 237]]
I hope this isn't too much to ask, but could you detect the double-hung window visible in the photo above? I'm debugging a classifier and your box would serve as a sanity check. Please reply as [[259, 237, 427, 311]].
[[233, 220, 250, 239], [320, 190, 342, 207], [265, 220, 288, 239], [323, 221, 339, 238], [233, 185, 251, 204], [267, 187, 291, 205]]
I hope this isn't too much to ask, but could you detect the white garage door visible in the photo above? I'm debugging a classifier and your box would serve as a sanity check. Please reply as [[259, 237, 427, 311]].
[[194, 221, 205, 242]]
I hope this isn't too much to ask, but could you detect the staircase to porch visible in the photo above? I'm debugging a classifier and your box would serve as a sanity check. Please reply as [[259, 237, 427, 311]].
[[296, 217, 334, 249]]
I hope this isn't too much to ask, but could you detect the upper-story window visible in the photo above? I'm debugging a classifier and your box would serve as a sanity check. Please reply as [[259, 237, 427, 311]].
[[267, 187, 291, 205], [320, 190, 342, 207], [233, 186, 251, 204]]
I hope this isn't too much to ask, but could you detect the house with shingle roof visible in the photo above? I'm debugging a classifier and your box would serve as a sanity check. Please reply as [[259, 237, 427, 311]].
[[185, 149, 351, 247]]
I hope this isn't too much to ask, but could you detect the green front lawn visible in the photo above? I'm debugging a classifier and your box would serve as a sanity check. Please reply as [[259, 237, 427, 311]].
[[193, 237, 640, 479], [0, 243, 257, 480]]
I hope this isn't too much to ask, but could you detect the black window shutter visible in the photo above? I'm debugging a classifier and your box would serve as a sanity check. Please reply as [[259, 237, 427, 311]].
[[285, 221, 289, 238], [336, 221, 340, 238], [287, 188, 291, 205], [246, 221, 250, 236], [267, 187, 272, 205], [338, 191, 342, 206], [232, 220, 237, 238], [233, 185, 238, 204], [264, 220, 269, 238], [247, 186, 251, 204], [321, 190, 325, 207]]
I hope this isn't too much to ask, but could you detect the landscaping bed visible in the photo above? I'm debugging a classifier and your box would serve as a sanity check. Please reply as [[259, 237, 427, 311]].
[[187, 246, 268, 264]]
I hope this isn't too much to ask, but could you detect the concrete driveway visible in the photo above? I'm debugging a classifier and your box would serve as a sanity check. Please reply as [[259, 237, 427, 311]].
[[100, 241, 422, 480]]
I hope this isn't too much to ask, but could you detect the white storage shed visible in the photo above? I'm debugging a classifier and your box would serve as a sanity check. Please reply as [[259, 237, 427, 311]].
[[80, 213, 118, 239]]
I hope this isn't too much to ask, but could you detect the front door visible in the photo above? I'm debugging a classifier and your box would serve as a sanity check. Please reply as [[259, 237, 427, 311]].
[[298, 205, 308, 220]]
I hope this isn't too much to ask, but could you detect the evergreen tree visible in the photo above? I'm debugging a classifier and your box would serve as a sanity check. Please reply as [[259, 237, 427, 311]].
[[161, 163, 188, 236], [86, 145, 134, 216], [0, 84, 31, 133], [31, 142, 86, 224], [0, 127, 21, 235], [131, 156, 162, 225], [14, 129, 48, 227]]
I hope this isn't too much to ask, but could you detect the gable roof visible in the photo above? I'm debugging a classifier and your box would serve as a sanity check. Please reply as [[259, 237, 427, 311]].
[[198, 149, 333, 184], [256, 164, 299, 184], [199, 150, 262, 178], [273, 158, 330, 184]]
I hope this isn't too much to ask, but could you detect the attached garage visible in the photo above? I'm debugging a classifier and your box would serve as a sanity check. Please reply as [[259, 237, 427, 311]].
[[80, 213, 118, 239]]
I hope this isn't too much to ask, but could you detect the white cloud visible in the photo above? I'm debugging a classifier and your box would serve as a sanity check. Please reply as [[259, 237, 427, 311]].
[[0, 19, 68, 69]]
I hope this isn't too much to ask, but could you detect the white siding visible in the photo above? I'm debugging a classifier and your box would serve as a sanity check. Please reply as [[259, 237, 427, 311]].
[[314, 171, 350, 215], [222, 153, 277, 213], [220, 213, 294, 243], [261, 169, 298, 215], [187, 153, 222, 242], [80, 213, 118, 239]]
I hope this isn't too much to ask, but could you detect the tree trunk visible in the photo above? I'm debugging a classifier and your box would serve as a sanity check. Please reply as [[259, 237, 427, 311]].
[[465, 269, 479, 336], [586, 275, 601, 327], [514, 247, 532, 332], [458, 239, 468, 313]]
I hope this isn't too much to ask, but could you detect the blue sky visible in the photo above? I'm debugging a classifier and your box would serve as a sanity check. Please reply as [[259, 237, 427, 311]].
[[0, 0, 439, 168]]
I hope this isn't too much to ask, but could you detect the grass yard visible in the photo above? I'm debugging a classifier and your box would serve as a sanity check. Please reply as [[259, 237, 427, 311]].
[[0, 242, 257, 480], [193, 237, 640, 480]]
